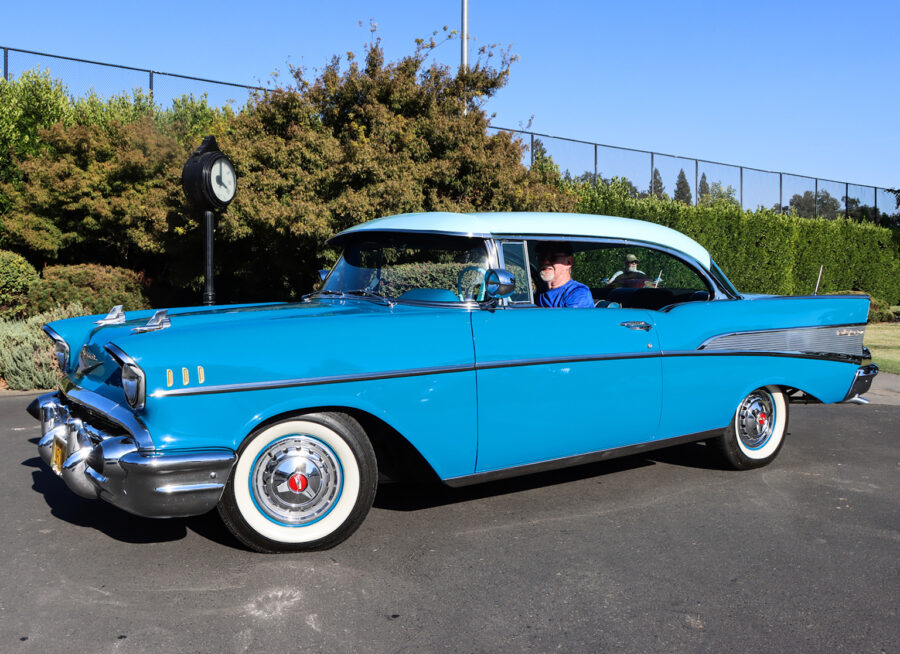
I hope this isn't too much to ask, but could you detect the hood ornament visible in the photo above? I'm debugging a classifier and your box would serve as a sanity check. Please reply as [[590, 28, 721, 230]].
[[95, 305, 126, 326], [132, 309, 171, 333]]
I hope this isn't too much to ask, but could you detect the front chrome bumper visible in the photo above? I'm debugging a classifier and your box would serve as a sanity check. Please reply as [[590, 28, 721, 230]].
[[842, 363, 879, 405], [29, 391, 236, 518]]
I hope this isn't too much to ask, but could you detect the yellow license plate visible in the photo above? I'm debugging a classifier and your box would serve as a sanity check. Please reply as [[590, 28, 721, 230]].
[[52, 439, 65, 473]]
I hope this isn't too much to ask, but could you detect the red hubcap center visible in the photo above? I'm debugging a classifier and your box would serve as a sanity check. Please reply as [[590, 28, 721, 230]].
[[288, 473, 308, 493], [757, 412, 767, 426]]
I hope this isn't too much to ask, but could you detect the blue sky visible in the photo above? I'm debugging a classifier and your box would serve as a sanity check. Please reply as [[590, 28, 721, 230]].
[[3, 0, 898, 200]]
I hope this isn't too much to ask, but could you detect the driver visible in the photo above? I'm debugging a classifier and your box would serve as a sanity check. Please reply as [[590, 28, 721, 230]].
[[535, 242, 594, 308], [608, 253, 645, 284]]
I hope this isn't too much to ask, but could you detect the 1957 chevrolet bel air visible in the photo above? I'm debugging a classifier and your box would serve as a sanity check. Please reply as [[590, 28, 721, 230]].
[[28, 212, 878, 552]]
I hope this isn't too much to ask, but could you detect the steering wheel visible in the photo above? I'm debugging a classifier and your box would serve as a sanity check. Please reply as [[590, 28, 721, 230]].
[[456, 266, 487, 301]]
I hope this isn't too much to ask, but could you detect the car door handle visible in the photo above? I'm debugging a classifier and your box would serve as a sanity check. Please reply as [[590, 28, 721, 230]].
[[620, 321, 653, 331]]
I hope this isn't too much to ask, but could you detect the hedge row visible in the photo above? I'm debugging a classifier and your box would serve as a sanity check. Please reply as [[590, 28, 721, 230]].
[[0, 252, 151, 319], [572, 180, 900, 304]]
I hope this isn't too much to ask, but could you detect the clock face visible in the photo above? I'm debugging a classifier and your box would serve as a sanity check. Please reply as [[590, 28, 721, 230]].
[[210, 156, 236, 203]]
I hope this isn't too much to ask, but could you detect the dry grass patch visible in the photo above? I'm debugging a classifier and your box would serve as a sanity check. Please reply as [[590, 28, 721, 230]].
[[865, 322, 900, 375]]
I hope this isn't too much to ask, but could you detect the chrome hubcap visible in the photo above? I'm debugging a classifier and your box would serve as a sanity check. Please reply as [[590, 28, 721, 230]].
[[252, 436, 342, 525], [736, 390, 775, 450]]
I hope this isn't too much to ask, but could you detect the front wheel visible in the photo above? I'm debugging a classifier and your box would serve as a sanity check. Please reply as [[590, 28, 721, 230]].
[[218, 413, 377, 552], [712, 386, 788, 470]]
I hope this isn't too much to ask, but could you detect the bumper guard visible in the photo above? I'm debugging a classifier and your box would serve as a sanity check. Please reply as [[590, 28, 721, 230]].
[[842, 363, 879, 405], [31, 391, 236, 518]]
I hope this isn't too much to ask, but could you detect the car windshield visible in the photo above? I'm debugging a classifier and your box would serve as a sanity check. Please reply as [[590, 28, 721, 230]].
[[321, 233, 491, 303]]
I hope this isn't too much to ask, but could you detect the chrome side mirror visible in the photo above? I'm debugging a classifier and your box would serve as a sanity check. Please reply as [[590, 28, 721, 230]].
[[483, 269, 516, 300], [318, 269, 330, 282]]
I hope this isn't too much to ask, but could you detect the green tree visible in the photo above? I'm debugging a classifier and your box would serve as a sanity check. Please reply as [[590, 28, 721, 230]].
[[698, 172, 710, 199], [3, 38, 573, 303], [789, 189, 841, 219], [700, 181, 739, 206], [650, 167, 665, 199], [674, 168, 692, 204], [217, 39, 574, 299], [0, 70, 74, 179]]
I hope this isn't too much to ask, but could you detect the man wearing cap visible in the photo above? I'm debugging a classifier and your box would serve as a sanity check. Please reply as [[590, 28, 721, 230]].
[[608, 253, 645, 284], [534, 242, 594, 308]]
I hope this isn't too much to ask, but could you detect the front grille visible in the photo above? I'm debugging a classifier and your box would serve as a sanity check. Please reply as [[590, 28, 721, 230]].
[[63, 399, 128, 438]]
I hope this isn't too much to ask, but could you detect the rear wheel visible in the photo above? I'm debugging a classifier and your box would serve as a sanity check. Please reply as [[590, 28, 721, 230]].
[[713, 386, 788, 470], [218, 412, 377, 553]]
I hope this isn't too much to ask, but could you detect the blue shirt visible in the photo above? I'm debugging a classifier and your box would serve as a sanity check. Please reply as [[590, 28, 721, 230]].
[[537, 279, 594, 308]]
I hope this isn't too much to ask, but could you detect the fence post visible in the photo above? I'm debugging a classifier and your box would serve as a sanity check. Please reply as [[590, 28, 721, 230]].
[[149, 71, 154, 97], [3, 48, 7, 81], [874, 187, 878, 221], [814, 179, 818, 218], [845, 182, 849, 220], [694, 160, 698, 205], [649, 152, 654, 194], [739, 167, 743, 209], [530, 133, 534, 168], [593, 144, 598, 185], [779, 173, 783, 213]]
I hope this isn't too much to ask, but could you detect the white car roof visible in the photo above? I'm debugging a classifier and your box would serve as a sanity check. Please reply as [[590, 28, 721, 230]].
[[332, 211, 712, 270]]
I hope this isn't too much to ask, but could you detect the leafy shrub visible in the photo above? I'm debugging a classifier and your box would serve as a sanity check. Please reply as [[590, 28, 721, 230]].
[[0, 303, 85, 390], [28, 264, 150, 315], [0, 250, 39, 319], [571, 179, 900, 304]]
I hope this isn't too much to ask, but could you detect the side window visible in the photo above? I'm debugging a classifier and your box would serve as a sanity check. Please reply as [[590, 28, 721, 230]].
[[573, 244, 711, 310], [500, 241, 533, 303]]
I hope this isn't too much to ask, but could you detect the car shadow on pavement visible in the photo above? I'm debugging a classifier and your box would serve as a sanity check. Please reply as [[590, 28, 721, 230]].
[[643, 440, 728, 470], [23, 455, 244, 549], [374, 455, 654, 512]]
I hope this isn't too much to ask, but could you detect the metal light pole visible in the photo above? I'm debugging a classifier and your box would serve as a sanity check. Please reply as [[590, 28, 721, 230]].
[[461, 0, 469, 71]]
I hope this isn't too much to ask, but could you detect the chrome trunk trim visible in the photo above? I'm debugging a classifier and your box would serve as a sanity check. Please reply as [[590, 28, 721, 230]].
[[699, 324, 866, 359]]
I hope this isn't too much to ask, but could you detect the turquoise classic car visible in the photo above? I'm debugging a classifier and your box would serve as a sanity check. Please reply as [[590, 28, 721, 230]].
[[28, 212, 878, 552]]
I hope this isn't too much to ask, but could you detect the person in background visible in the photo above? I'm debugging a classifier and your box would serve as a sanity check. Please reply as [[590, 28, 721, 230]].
[[608, 253, 645, 284], [535, 242, 594, 308]]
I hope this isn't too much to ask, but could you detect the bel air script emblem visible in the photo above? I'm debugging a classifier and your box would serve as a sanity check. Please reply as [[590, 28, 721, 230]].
[[835, 328, 864, 337], [77, 346, 102, 373]]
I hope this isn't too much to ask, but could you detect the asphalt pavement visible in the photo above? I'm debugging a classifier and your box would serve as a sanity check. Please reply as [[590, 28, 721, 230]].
[[0, 387, 897, 653]]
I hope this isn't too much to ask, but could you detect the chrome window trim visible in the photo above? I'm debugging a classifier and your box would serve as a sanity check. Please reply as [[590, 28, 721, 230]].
[[489, 234, 727, 301], [496, 239, 534, 305], [319, 232, 496, 307]]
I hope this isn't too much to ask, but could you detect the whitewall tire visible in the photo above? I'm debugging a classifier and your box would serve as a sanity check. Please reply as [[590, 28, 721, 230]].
[[218, 413, 377, 552], [713, 386, 788, 470]]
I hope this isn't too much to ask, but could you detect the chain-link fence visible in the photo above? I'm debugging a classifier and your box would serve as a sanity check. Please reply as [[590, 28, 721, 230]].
[[488, 127, 898, 226], [4, 45, 897, 225], [1, 46, 267, 113]]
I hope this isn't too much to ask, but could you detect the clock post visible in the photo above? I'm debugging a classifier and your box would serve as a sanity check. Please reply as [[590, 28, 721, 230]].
[[181, 135, 237, 305]]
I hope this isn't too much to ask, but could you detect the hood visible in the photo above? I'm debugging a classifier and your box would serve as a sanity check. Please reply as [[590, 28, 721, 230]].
[[50, 298, 469, 404]]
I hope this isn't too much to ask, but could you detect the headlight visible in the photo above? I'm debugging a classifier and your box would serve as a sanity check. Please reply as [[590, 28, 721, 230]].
[[54, 341, 70, 371], [121, 363, 146, 410], [42, 326, 69, 372]]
